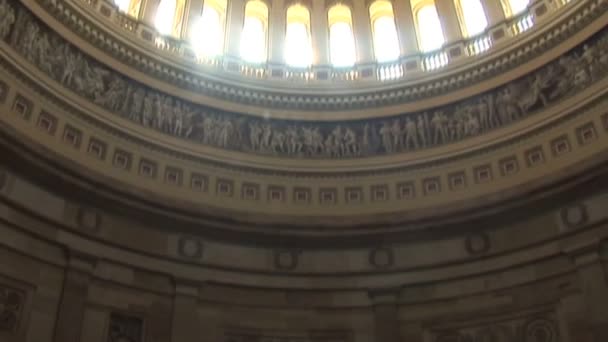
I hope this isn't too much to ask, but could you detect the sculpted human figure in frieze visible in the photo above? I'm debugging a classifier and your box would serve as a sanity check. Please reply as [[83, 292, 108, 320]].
[[2, 2, 608, 159]]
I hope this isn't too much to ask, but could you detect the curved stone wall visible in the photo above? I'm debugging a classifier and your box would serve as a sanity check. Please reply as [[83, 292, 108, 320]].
[[0, 149, 607, 342]]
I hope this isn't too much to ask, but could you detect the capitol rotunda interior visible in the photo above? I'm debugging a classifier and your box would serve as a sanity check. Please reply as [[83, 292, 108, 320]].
[[0, 0, 607, 340]]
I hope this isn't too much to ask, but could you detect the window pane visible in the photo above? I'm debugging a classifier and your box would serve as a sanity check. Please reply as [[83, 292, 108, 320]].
[[509, 0, 529, 14], [285, 22, 312, 67], [460, 0, 488, 36], [192, 6, 223, 56], [155, 0, 176, 35], [417, 5, 444, 52], [240, 17, 266, 63], [114, 0, 130, 13], [373, 16, 400, 62], [330, 22, 356, 67]]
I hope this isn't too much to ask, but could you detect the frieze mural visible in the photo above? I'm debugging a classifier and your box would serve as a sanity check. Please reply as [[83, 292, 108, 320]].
[[433, 313, 559, 342], [1, 0, 608, 159], [224, 329, 352, 342]]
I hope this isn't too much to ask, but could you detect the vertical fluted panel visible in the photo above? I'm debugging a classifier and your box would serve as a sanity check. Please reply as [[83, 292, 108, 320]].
[[225, 0, 246, 58], [141, 0, 162, 26], [268, 0, 286, 64], [311, 0, 330, 65], [352, 0, 374, 63], [435, 0, 463, 43], [392, 0, 419, 55], [481, 0, 506, 26], [184, 0, 203, 40]]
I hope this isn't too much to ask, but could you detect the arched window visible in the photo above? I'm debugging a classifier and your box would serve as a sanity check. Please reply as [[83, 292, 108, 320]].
[[191, 0, 227, 56], [114, 0, 142, 17], [504, 0, 529, 16], [369, 1, 400, 62], [154, 0, 186, 36], [415, 3, 445, 52], [456, 0, 488, 37], [327, 4, 356, 67], [240, 0, 268, 63], [285, 4, 313, 67]]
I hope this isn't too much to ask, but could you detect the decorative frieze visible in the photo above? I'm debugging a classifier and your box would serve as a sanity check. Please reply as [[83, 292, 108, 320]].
[[1, 0, 608, 160], [432, 312, 559, 342], [224, 329, 352, 342]]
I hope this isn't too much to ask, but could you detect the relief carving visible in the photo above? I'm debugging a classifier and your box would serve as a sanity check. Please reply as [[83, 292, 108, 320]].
[[225, 329, 351, 342], [3, 0, 608, 159], [432, 313, 559, 342]]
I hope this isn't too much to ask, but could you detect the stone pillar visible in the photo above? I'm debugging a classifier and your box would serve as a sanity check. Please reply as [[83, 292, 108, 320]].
[[225, 0, 246, 58], [481, 0, 506, 26], [184, 0, 203, 40], [268, 0, 286, 64], [352, 0, 374, 64], [311, 0, 330, 66], [571, 247, 608, 341], [392, 0, 418, 55], [141, 0, 161, 27], [171, 280, 201, 342], [434, 0, 463, 43], [369, 289, 401, 342], [53, 251, 96, 342]]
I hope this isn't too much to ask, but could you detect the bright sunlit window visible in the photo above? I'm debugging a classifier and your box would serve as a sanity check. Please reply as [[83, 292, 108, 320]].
[[191, 0, 227, 57], [114, 0, 130, 13], [416, 4, 445, 52], [507, 0, 529, 15], [240, 1, 268, 63], [373, 17, 400, 62], [155, 0, 177, 35], [370, 1, 400, 62], [458, 0, 488, 37], [328, 4, 356, 67], [285, 5, 313, 67]]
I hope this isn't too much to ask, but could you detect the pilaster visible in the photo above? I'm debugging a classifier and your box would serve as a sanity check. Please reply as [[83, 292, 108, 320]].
[[352, 0, 374, 64], [184, 0, 203, 40], [392, 0, 418, 55], [141, 0, 161, 27], [311, 0, 330, 66], [369, 289, 402, 342], [566, 243, 608, 341], [53, 251, 96, 342], [268, 0, 286, 64], [225, 0, 246, 58], [481, 0, 506, 26], [171, 280, 201, 342], [434, 0, 463, 43]]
